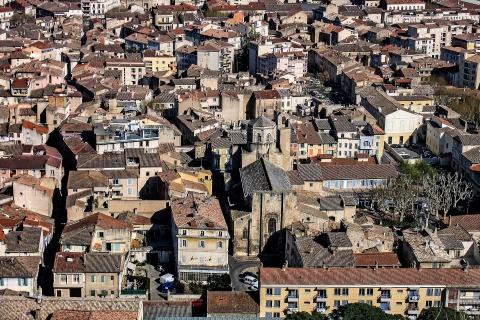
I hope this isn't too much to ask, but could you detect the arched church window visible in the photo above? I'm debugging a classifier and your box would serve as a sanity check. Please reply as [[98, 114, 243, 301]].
[[256, 133, 262, 143], [267, 133, 272, 142], [268, 218, 276, 234], [242, 228, 248, 239]]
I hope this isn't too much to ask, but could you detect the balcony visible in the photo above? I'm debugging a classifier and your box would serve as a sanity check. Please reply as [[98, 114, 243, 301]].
[[409, 294, 420, 302], [286, 308, 299, 314], [316, 306, 330, 314], [381, 307, 391, 314], [407, 307, 420, 315], [287, 294, 299, 302], [380, 294, 392, 302], [316, 294, 328, 302]]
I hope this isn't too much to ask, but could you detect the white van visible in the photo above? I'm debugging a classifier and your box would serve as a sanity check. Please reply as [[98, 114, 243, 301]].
[[160, 273, 174, 284], [244, 275, 258, 286]]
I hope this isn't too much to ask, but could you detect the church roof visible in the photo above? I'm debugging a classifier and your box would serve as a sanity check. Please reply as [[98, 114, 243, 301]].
[[240, 158, 292, 197], [248, 116, 276, 128]]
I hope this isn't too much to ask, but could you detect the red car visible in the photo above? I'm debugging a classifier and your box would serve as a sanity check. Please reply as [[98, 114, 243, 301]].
[[192, 299, 203, 307]]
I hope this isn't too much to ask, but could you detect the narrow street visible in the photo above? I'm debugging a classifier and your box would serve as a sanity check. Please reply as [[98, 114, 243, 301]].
[[228, 255, 260, 291], [145, 264, 167, 300]]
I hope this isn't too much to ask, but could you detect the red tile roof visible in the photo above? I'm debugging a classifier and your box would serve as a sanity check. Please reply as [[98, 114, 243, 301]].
[[260, 267, 480, 286], [354, 252, 401, 267], [22, 120, 48, 135]]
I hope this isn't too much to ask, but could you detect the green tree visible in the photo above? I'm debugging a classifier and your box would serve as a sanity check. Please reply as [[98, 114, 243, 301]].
[[286, 311, 325, 320], [417, 307, 469, 320], [238, 31, 261, 72], [330, 303, 405, 320], [10, 13, 34, 28], [206, 273, 231, 291], [400, 161, 437, 181]]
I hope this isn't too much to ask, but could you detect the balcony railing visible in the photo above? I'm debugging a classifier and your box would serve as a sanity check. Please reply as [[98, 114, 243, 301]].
[[286, 294, 299, 302], [316, 306, 330, 314], [286, 308, 299, 314], [316, 294, 328, 302], [409, 294, 420, 302], [379, 294, 392, 302], [407, 307, 420, 314]]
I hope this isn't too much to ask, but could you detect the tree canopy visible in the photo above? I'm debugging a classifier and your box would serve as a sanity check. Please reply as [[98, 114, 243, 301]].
[[237, 31, 262, 72], [206, 273, 231, 291], [330, 303, 405, 320], [400, 161, 437, 181], [417, 307, 469, 320], [285, 311, 325, 320]]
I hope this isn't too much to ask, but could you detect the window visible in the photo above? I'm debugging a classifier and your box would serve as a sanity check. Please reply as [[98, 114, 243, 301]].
[[334, 300, 340, 308], [426, 301, 433, 307], [267, 288, 273, 295], [367, 289, 373, 296], [342, 300, 348, 306], [91, 275, 97, 283], [127, 179, 132, 185], [342, 288, 349, 295], [198, 240, 205, 248], [397, 290, 403, 294], [376, 135, 380, 139], [73, 275, 80, 283], [427, 289, 434, 296], [242, 228, 248, 239], [60, 275, 67, 284], [0, 278, 3, 286], [218, 231, 223, 237], [274, 288, 281, 295], [101, 276, 106, 282], [359, 288, 365, 296], [199, 257, 205, 264], [376, 142, 380, 147], [274, 300, 280, 308], [334, 288, 341, 296], [128, 188, 133, 194], [268, 218, 276, 234], [181, 240, 187, 247], [181, 230, 187, 235], [217, 241, 223, 249], [200, 230, 205, 236], [90, 290, 96, 297], [266, 300, 272, 308], [256, 133, 262, 143], [97, 232, 104, 238], [434, 301, 441, 307], [435, 289, 442, 296], [146, 171, 150, 177], [181, 256, 186, 264]]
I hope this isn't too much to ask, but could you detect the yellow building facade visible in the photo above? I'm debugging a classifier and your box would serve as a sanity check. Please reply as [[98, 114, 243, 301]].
[[258, 267, 480, 318]]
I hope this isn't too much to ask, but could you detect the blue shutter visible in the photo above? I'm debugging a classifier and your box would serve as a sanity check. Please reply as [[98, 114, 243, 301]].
[[327, 181, 331, 188], [114, 243, 120, 252], [335, 181, 339, 188], [352, 180, 357, 187]]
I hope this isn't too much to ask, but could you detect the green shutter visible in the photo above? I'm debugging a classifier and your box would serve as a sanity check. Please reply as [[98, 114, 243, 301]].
[[101, 275, 106, 282], [18, 278, 21, 286], [0, 278, 3, 286], [91, 275, 96, 282]]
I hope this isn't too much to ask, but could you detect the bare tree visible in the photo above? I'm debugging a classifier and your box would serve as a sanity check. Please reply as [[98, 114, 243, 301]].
[[392, 176, 418, 222], [370, 183, 391, 213], [450, 172, 474, 208]]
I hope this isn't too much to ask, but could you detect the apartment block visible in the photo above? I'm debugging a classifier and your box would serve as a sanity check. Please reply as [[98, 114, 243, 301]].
[[259, 267, 480, 318]]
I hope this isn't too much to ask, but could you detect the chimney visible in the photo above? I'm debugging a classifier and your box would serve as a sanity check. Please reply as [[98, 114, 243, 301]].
[[463, 261, 469, 273]]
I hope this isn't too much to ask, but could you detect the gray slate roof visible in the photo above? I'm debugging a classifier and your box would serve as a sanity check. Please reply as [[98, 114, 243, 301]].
[[0, 256, 40, 278], [295, 236, 355, 268], [297, 163, 322, 181], [5, 228, 42, 253], [240, 158, 292, 197], [85, 253, 123, 273], [143, 302, 192, 319], [248, 116, 275, 128], [319, 133, 337, 144]]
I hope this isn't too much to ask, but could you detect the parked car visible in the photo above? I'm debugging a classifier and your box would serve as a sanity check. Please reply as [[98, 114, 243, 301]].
[[192, 299, 204, 307], [161, 281, 175, 293], [160, 273, 174, 284]]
